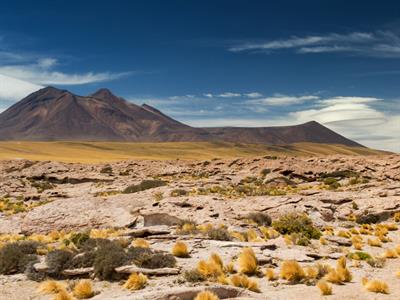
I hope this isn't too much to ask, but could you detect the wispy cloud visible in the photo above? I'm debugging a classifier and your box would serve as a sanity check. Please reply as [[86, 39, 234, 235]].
[[229, 30, 400, 58], [217, 92, 241, 98], [0, 57, 131, 85], [248, 94, 319, 106]]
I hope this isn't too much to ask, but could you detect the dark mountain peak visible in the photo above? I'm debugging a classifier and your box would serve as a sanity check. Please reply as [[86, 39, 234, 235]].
[[91, 88, 119, 100]]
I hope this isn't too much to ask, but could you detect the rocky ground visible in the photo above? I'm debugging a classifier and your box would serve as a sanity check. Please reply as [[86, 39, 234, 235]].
[[0, 154, 399, 299]]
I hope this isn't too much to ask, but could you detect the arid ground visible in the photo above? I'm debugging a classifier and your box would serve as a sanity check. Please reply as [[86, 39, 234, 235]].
[[0, 153, 399, 299]]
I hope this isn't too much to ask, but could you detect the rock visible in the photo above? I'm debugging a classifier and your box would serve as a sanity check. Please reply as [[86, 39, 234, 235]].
[[324, 235, 352, 246], [142, 213, 183, 226], [115, 266, 180, 275]]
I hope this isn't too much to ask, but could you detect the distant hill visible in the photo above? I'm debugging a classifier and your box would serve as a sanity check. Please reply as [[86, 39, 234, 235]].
[[0, 87, 363, 147]]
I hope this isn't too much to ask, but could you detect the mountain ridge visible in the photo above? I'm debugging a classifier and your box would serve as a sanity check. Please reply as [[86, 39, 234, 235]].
[[0, 86, 363, 147]]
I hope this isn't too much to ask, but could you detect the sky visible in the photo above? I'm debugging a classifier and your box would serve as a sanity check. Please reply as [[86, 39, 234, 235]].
[[0, 0, 399, 152]]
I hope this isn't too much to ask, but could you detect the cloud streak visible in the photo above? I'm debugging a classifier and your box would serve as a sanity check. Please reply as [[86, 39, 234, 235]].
[[0, 58, 131, 85], [229, 30, 400, 58]]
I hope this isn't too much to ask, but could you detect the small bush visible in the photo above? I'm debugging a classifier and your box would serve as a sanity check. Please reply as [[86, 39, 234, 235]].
[[172, 241, 190, 258], [170, 189, 189, 197], [367, 257, 386, 268], [279, 260, 305, 283], [0, 242, 38, 275], [317, 280, 332, 295], [100, 165, 113, 174], [127, 247, 153, 261], [194, 291, 220, 300], [183, 269, 206, 282], [93, 241, 127, 280], [68, 251, 96, 269], [37, 280, 67, 294], [237, 247, 257, 275], [123, 273, 147, 290], [123, 180, 166, 194], [68, 232, 90, 249], [73, 279, 95, 299], [134, 252, 176, 269], [207, 228, 232, 241], [25, 261, 46, 282], [46, 250, 74, 278], [347, 251, 371, 261], [265, 268, 278, 281], [245, 212, 272, 226], [132, 239, 150, 248], [362, 278, 389, 294], [229, 274, 260, 292], [356, 213, 380, 224], [272, 213, 321, 241]]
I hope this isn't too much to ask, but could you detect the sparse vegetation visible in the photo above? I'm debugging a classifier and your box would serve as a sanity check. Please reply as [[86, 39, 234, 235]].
[[317, 280, 332, 295], [272, 213, 321, 244], [207, 228, 232, 241], [183, 269, 206, 282], [245, 212, 272, 226], [73, 280, 95, 299], [123, 272, 148, 290], [237, 247, 258, 275], [171, 241, 190, 258], [122, 179, 166, 194], [279, 260, 305, 283]]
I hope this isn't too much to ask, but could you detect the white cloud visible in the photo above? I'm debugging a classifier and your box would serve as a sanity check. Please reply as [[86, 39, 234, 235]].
[[229, 30, 400, 58], [249, 94, 319, 106], [316, 96, 382, 106], [203, 93, 213, 98], [0, 74, 43, 102], [0, 58, 130, 85], [217, 92, 241, 98], [245, 92, 263, 98]]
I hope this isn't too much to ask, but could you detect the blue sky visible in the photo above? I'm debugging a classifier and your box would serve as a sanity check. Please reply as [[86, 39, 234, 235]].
[[0, 0, 399, 151]]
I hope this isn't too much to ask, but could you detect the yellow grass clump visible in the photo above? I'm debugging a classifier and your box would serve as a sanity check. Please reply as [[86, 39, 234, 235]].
[[385, 223, 398, 231], [337, 230, 351, 239], [237, 247, 258, 275], [72, 280, 95, 299], [325, 269, 343, 284], [37, 280, 66, 295], [383, 249, 398, 259], [264, 268, 278, 281], [353, 242, 363, 250], [319, 237, 327, 245], [197, 254, 224, 279], [279, 260, 305, 282], [54, 290, 74, 300], [171, 241, 189, 257], [194, 291, 220, 300], [123, 273, 148, 290], [197, 223, 213, 233], [304, 266, 319, 280], [367, 238, 382, 247], [132, 238, 150, 248], [396, 245, 400, 255], [317, 280, 332, 295], [229, 274, 260, 292], [224, 261, 235, 274], [362, 278, 389, 294], [217, 274, 229, 285], [246, 229, 264, 242]]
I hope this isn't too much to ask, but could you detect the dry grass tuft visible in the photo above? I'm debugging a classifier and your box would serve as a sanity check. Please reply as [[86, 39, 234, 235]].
[[132, 239, 150, 248], [123, 273, 148, 290], [171, 241, 189, 258], [229, 274, 260, 292], [304, 266, 318, 280], [194, 291, 220, 300], [337, 256, 346, 269], [279, 260, 305, 283], [237, 247, 257, 275], [367, 238, 382, 247], [265, 268, 278, 281], [317, 279, 332, 295], [362, 278, 389, 294], [197, 254, 224, 279], [383, 249, 398, 259], [72, 280, 95, 299], [37, 280, 66, 295], [54, 290, 74, 300], [325, 269, 343, 284]]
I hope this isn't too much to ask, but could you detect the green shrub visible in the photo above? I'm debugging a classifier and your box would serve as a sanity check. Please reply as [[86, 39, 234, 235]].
[[127, 247, 153, 261], [272, 213, 321, 240], [68, 251, 96, 268], [207, 228, 232, 241], [245, 212, 272, 226], [323, 177, 340, 189], [46, 249, 74, 277], [0, 242, 38, 275], [355, 213, 381, 224], [347, 251, 371, 260], [100, 165, 113, 174], [260, 168, 271, 176], [68, 232, 90, 248], [134, 252, 176, 269], [183, 269, 206, 282], [93, 240, 127, 280], [123, 180, 166, 194]]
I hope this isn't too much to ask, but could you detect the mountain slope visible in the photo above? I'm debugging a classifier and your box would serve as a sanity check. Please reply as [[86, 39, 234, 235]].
[[0, 87, 363, 147]]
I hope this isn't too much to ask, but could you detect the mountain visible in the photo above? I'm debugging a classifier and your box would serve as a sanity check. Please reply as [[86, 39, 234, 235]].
[[0, 87, 363, 147]]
